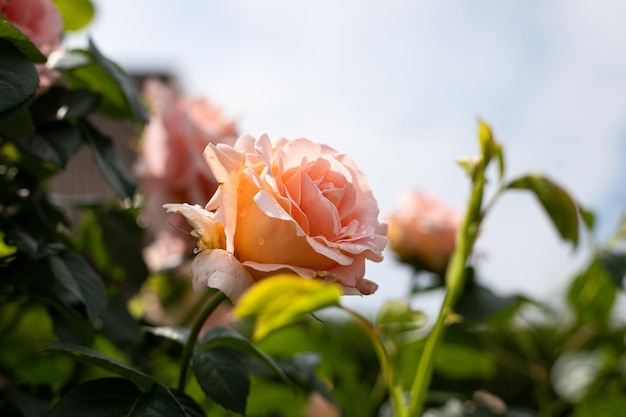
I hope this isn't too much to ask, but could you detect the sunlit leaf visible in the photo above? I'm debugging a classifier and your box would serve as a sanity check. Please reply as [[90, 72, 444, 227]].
[[45, 341, 155, 391], [193, 347, 249, 415], [507, 173, 580, 246], [478, 119, 495, 165], [234, 274, 342, 340], [53, 0, 95, 32], [456, 155, 480, 178]]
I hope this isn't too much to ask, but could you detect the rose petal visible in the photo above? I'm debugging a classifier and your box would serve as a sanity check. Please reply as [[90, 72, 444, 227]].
[[191, 249, 255, 302]]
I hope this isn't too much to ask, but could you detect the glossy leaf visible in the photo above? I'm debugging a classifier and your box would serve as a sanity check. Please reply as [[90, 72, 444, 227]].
[[0, 20, 46, 62], [45, 341, 155, 391], [82, 122, 136, 199], [53, 0, 95, 32], [507, 173, 580, 246], [193, 347, 249, 415], [200, 326, 290, 384], [234, 274, 342, 340], [0, 40, 38, 124], [49, 252, 107, 324]]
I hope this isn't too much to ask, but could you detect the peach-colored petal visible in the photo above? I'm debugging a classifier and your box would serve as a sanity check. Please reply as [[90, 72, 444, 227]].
[[191, 249, 255, 302]]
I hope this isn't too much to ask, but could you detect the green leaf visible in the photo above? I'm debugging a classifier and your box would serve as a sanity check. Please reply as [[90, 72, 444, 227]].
[[48, 377, 205, 417], [0, 40, 39, 124], [573, 395, 626, 417], [82, 122, 136, 199], [0, 108, 34, 139], [456, 283, 520, 322], [456, 155, 480, 178], [48, 378, 141, 417], [53, 0, 95, 32], [15, 122, 82, 168], [478, 119, 495, 165], [567, 259, 617, 326], [0, 20, 46, 62], [507, 173, 580, 246], [598, 251, 626, 288], [30, 87, 101, 123], [234, 274, 342, 340], [45, 341, 156, 391], [49, 252, 107, 324], [200, 326, 291, 384], [193, 347, 250, 415], [87, 39, 149, 123], [60, 43, 148, 122]]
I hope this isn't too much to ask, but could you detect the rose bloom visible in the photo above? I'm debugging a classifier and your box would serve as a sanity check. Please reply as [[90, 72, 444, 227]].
[[387, 190, 461, 276], [0, 0, 63, 90], [135, 79, 238, 271], [165, 134, 387, 301]]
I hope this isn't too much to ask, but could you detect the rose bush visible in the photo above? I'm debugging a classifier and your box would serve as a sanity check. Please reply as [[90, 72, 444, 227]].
[[387, 190, 460, 275], [136, 78, 238, 271], [166, 133, 387, 301]]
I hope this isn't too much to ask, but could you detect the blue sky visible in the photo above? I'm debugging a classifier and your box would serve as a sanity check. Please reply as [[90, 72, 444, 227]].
[[71, 1, 626, 312]]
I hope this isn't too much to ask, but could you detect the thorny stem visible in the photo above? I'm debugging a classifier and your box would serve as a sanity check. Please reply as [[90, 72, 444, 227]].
[[177, 290, 228, 391]]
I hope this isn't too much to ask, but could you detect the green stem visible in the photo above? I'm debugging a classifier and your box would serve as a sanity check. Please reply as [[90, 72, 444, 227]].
[[177, 290, 228, 391], [341, 307, 408, 417], [407, 166, 486, 416]]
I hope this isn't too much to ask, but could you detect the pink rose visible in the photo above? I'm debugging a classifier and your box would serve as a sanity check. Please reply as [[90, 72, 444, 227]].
[[387, 190, 461, 275], [136, 79, 238, 271], [1, 0, 63, 91], [165, 134, 387, 301], [0, 0, 62, 55]]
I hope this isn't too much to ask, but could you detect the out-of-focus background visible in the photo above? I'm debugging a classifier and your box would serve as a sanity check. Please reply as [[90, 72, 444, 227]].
[[67, 1, 626, 311]]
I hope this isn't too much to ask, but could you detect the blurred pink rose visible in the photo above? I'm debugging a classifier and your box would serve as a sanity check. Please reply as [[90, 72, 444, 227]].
[[165, 134, 387, 301], [0, 0, 62, 54], [1, 0, 63, 91], [136, 79, 238, 271], [387, 190, 461, 275]]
